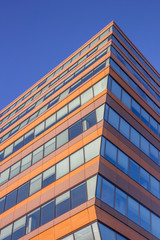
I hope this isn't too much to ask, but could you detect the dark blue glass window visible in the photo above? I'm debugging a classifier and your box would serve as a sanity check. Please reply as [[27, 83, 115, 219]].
[[14, 137, 23, 152], [0, 197, 5, 214], [99, 222, 116, 240], [132, 99, 140, 118], [40, 200, 54, 225], [24, 130, 34, 145], [17, 182, 29, 203], [150, 176, 160, 199], [12, 217, 26, 240], [69, 120, 82, 140], [119, 118, 130, 139], [152, 213, 160, 238], [140, 136, 149, 156], [116, 233, 127, 240], [70, 80, 81, 93], [115, 188, 127, 216], [81, 72, 93, 84], [140, 168, 149, 191], [111, 79, 121, 100], [150, 144, 159, 164], [140, 205, 151, 232], [5, 189, 17, 211], [42, 166, 55, 188], [56, 192, 70, 217], [71, 182, 87, 209], [100, 137, 105, 157], [130, 127, 140, 148], [93, 62, 105, 75], [128, 197, 139, 224], [26, 208, 40, 234], [129, 159, 139, 183], [82, 111, 96, 131], [101, 179, 115, 207], [122, 90, 131, 110], [117, 150, 128, 174], [141, 108, 149, 127], [105, 141, 117, 166], [108, 108, 120, 130]]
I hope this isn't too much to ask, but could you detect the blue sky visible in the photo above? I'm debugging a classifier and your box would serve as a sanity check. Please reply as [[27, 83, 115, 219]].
[[0, 0, 160, 110]]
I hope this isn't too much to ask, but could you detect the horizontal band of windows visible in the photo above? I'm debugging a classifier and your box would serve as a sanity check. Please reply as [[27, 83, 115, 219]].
[[60, 221, 128, 240], [101, 136, 160, 199], [0, 175, 97, 240], [0, 25, 113, 120], [0, 74, 108, 162], [113, 26, 160, 84], [110, 58, 160, 115], [108, 75, 160, 137], [112, 35, 160, 92], [96, 175, 160, 238], [0, 137, 101, 214], [104, 104, 160, 166], [0, 105, 104, 186], [0, 45, 110, 136]]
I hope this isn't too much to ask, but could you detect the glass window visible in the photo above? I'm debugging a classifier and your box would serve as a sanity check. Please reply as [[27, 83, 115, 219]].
[[14, 137, 23, 152], [82, 111, 96, 131], [84, 138, 101, 162], [87, 176, 97, 200], [122, 90, 131, 110], [35, 122, 45, 137], [24, 129, 34, 145], [117, 150, 128, 174], [150, 117, 158, 135], [69, 97, 80, 113], [0, 197, 5, 214], [71, 182, 87, 209], [43, 166, 55, 188], [98, 222, 116, 240], [101, 179, 115, 207], [0, 168, 10, 185], [74, 225, 94, 240], [96, 105, 105, 122], [56, 157, 69, 179], [40, 199, 54, 226], [141, 108, 149, 127], [93, 77, 108, 96], [29, 174, 42, 196], [119, 118, 130, 139], [140, 168, 150, 191], [70, 148, 84, 171], [56, 129, 68, 148], [140, 205, 151, 232], [21, 154, 32, 172], [32, 146, 43, 164], [115, 188, 127, 216], [4, 144, 13, 158], [132, 99, 140, 118], [5, 189, 17, 211], [17, 182, 29, 203], [57, 106, 68, 122], [129, 159, 139, 183], [10, 161, 21, 179], [69, 120, 82, 140], [92, 222, 101, 240], [140, 136, 149, 156], [150, 144, 159, 165], [26, 208, 40, 234], [111, 79, 121, 100], [151, 213, 160, 238], [59, 88, 70, 100], [130, 127, 140, 148], [44, 138, 55, 157], [128, 197, 139, 224], [116, 233, 127, 240], [108, 108, 120, 130], [56, 191, 70, 217], [81, 88, 93, 105], [70, 80, 81, 93], [12, 216, 26, 240], [45, 114, 56, 130], [105, 141, 117, 166], [0, 224, 13, 240], [150, 176, 160, 198]]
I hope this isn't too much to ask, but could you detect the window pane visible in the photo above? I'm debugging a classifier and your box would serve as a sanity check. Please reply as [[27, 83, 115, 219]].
[[45, 114, 56, 129], [4, 144, 13, 158], [71, 182, 87, 209], [140, 168, 149, 191], [129, 159, 139, 183], [98, 222, 115, 240], [87, 176, 97, 200], [105, 141, 117, 166], [0, 197, 5, 214], [130, 127, 140, 148], [101, 179, 115, 207], [57, 105, 68, 122], [70, 148, 84, 171], [117, 150, 128, 174], [35, 122, 45, 137], [111, 79, 121, 100], [132, 99, 140, 118], [84, 138, 101, 162], [150, 144, 159, 164], [24, 130, 34, 145], [56, 157, 69, 179], [150, 117, 158, 135], [40, 200, 54, 226], [10, 161, 20, 179], [56, 129, 68, 148], [140, 136, 149, 156], [96, 105, 105, 122], [115, 188, 127, 216], [0, 168, 10, 185], [29, 174, 42, 196], [32, 146, 43, 164], [150, 176, 160, 198], [69, 97, 80, 113], [12, 217, 26, 240], [74, 225, 94, 240], [122, 90, 131, 110], [69, 121, 82, 140], [82, 111, 96, 131], [140, 205, 151, 232], [92, 222, 101, 240], [5, 189, 17, 211], [119, 118, 130, 139], [56, 191, 70, 217], [81, 88, 93, 105], [0, 224, 13, 240], [43, 166, 55, 188], [21, 154, 32, 172], [108, 108, 120, 130], [14, 137, 23, 152], [141, 108, 149, 127], [17, 182, 29, 203], [93, 77, 108, 96], [128, 197, 139, 224], [26, 208, 40, 233], [151, 213, 160, 238], [44, 138, 55, 157]]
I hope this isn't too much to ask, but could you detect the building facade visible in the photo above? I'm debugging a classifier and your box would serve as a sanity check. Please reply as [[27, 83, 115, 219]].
[[0, 21, 160, 240]]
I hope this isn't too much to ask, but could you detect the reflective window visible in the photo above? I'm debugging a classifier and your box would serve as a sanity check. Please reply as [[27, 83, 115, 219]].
[[82, 111, 96, 131], [74, 225, 94, 240], [101, 179, 115, 207], [112, 79, 121, 100], [141, 136, 149, 156], [84, 138, 100, 162], [71, 182, 87, 209], [26, 208, 40, 233], [115, 188, 127, 216], [12, 217, 26, 240], [56, 158, 69, 179], [21, 154, 32, 172], [108, 108, 120, 130], [45, 114, 56, 129], [4, 144, 13, 158], [35, 122, 45, 137], [128, 197, 139, 224], [40, 200, 54, 226], [10, 161, 20, 179], [30, 174, 42, 196], [14, 137, 23, 152], [99, 222, 116, 240], [119, 118, 130, 139], [0, 224, 13, 240], [150, 176, 160, 199], [69, 97, 80, 113], [0, 168, 10, 185], [117, 150, 128, 174], [70, 149, 84, 171], [56, 191, 70, 217], [140, 168, 149, 191], [5, 189, 17, 211], [105, 141, 117, 166], [151, 213, 160, 238], [24, 130, 34, 145], [122, 90, 131, 110], [56, 130, 68, 148], [17, 182, 29, 203], [130, 127, 140, 148], [69, 121, 82, 140], [81, 88, 93, 105], [43, 166, 55, 188], [44, 138, 55, 157], [32, 146, 43, 164], [129, 159, 139, 183], [141, 108, 149, 127], [57, 105, 68, 122], [140, 205, 151, 232], [132, 99, 140, 118], [0, 197, 5, 214]]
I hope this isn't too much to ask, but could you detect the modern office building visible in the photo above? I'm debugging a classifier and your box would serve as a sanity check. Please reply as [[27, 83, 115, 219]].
[[0, 21, 160, 240]]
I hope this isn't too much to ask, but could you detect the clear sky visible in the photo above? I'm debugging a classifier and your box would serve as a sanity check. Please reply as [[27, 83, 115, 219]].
[[0, 0, 160, 110]]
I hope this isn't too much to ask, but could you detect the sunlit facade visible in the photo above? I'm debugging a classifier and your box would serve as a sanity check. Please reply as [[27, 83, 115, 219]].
[[0, 21, 160, 240]]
